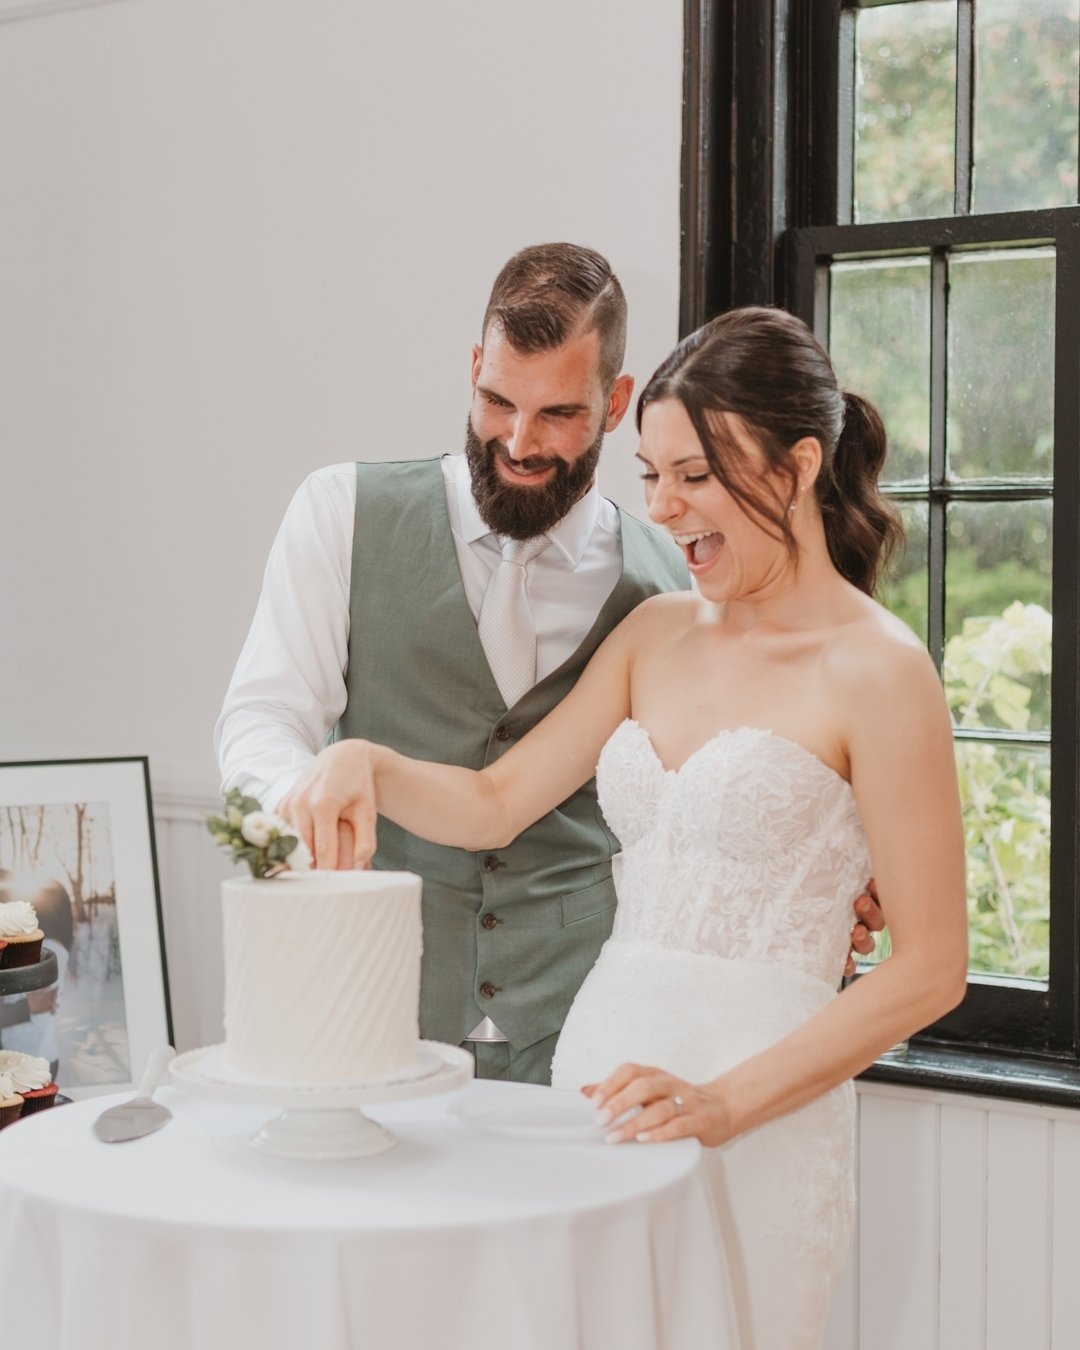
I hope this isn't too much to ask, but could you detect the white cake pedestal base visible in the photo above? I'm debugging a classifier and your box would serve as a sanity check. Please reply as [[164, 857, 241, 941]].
[[169, 1041, 473, 1159], [250, 1107, 396, 1158]]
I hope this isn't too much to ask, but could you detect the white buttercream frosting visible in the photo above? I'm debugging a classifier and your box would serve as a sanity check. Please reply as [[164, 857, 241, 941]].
[[221, 870, 423, 1084], [0, 1072, 19, 1102], [0, 1051, 52, 1092], [0, 900, 40, 938]]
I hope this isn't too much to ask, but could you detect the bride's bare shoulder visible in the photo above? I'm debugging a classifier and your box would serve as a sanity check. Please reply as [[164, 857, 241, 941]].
[[602, 592, 700, 666], [623, 590, 701, 637], [824, 596, 942, 708], [593, 591, 698, 671]]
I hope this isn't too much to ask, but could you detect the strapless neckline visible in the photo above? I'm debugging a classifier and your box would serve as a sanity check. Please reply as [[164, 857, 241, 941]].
[[620, 718, 853, 795]]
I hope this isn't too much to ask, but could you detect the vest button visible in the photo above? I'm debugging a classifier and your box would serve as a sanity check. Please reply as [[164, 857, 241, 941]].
[[479, 982, 497, 999], [495, 726, 512, 742], [483, 855, 501, 872], [481, 913, 498, 930]]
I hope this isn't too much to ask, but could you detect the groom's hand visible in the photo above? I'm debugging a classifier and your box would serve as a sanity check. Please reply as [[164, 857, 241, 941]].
[[278, 741, 379, 870], [845, 878, 885, 977]]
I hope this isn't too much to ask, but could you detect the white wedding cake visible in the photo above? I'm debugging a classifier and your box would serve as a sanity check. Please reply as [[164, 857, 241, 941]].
[[221, 870, 423, 1084]]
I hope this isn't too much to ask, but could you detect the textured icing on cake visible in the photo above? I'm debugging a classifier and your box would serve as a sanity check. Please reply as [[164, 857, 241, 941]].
[[222, 870, 423, 1084]]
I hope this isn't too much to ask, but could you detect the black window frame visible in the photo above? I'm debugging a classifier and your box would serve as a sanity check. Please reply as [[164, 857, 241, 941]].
[[683, 0, 1080, 1104]]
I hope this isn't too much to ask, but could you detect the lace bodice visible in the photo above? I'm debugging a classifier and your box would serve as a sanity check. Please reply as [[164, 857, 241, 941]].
[[599, 719, 871, 986]]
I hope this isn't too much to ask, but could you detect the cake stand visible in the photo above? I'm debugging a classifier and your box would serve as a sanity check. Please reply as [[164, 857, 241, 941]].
[[169, 1041, 473, 1160], [0, 950, 58, 997]]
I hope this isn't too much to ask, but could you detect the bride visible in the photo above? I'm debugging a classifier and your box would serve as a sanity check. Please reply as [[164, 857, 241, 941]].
[[283, 306, 968, 1349]]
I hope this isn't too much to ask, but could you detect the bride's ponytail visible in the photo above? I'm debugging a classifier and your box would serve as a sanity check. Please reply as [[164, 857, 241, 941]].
[[816, 392, 902, 595]]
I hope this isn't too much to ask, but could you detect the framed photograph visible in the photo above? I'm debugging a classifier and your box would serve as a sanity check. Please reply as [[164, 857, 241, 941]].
[[0, 757, 171, 1099]]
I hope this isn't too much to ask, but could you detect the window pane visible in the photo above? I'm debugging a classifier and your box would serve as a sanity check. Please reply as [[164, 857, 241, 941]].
[[881, 500, 929, 642], [973, 0, 1080, 214], [860, 741, 1051, 978], [947, 248, 1056, 481], [945, 500, 1052, 732], [854, 0, 957, 223], [829, 258, 930, 487], [956, 740, 1050, 980]]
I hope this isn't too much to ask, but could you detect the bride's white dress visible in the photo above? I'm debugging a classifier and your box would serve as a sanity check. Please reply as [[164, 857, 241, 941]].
[[551, 720, 872, 1350]]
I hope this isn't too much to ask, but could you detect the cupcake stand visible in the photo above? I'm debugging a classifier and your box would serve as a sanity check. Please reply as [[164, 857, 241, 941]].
[[0, 949, 58, 1001], [169, 1039, 473, 1159], [0, 951, 60, 1121]]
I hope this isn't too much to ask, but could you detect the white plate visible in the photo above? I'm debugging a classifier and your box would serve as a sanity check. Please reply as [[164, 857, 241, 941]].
[[449, 1086, 604, 1142]]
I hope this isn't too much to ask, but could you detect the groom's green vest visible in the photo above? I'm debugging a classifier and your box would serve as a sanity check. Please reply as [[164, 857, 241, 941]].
[[338, 458, 688, 1050]]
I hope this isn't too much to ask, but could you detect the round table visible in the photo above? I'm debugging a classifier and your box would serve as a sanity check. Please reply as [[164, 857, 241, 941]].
[[0, 1080, 738, 1350]]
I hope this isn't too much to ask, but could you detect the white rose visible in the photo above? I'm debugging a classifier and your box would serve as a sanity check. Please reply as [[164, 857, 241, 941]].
[[285, 836, 313, 872], [240, 812, 275, 848]]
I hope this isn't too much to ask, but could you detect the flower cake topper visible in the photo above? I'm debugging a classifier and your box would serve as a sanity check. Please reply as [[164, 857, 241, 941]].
[[207, 789, 312, 879]]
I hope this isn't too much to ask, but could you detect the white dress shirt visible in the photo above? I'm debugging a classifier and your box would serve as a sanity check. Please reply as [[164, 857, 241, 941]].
[[215, 455, 624, 810]]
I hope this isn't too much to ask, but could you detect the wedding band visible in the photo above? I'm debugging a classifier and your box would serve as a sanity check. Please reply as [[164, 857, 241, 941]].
[[673, 1095, 684, 1114]]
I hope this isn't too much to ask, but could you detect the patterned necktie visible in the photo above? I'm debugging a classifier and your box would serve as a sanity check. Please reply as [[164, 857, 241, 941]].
[[477, 535, 549, 707]]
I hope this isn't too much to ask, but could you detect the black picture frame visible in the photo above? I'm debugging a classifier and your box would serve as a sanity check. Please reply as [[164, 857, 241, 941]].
[[0, 757, 172, 1097]]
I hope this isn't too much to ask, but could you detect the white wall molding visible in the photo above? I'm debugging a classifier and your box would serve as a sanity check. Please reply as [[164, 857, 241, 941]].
[[151, 781, 222, 826], [857, 1075, 1080, 1125]]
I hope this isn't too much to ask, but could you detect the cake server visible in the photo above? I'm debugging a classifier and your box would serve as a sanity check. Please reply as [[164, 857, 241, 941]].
[[92, 1045, 176, 1143]]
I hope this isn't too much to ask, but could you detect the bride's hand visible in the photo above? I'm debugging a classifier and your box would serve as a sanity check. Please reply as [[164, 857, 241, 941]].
[[584, 1064, 733, 1148], [278, 740, 380, 870]]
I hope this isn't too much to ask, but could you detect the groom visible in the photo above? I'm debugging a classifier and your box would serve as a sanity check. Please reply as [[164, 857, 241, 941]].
[[216, 242, 882, 1084]]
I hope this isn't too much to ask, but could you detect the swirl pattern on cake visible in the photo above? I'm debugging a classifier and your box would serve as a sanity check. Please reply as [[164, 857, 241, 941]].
[[222, 871, 423, 1084]]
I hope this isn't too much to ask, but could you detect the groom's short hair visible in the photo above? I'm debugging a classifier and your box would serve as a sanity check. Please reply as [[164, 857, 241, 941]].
[[481, 243, 627, 390]]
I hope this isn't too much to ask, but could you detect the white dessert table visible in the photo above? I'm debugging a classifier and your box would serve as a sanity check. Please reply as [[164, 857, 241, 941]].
[[0, 1080, 738, 1350]]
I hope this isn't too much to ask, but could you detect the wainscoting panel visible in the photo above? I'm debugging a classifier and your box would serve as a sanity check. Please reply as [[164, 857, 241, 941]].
[[152, 786, 233, 1053], [824, 1084, 1080, 1350], [986, 1111, 1051, 1350], [938, 1100, 987, 1349], [1051, 1116, 1080, 1345], [857, 1093, 940, 1350]]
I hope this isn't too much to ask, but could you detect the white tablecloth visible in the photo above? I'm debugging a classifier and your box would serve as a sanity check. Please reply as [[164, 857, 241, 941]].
[[0, 1080, 737, 1350]]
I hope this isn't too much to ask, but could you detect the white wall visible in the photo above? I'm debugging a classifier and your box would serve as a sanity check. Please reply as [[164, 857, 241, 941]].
[[0, 0, 683, 798]]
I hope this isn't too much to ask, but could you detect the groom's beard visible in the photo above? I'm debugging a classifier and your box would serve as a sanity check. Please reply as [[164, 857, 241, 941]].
[[464, 418, 604, 541]]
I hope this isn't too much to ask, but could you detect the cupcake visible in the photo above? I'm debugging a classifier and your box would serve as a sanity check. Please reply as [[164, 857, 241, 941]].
[[0, 900, 44, 968], [0, 1052, 55, 1115], [0, 1072, 24, 1129]]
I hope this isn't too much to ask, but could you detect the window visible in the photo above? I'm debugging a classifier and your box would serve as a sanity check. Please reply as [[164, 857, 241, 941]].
[[684, 0, 1080, 1095]]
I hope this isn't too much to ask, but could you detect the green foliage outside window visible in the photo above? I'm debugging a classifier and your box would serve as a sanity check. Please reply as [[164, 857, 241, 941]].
[[947, 604, 1052, 979], [855, 0, 1079, 221], [865, 599, 1052, 981]]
